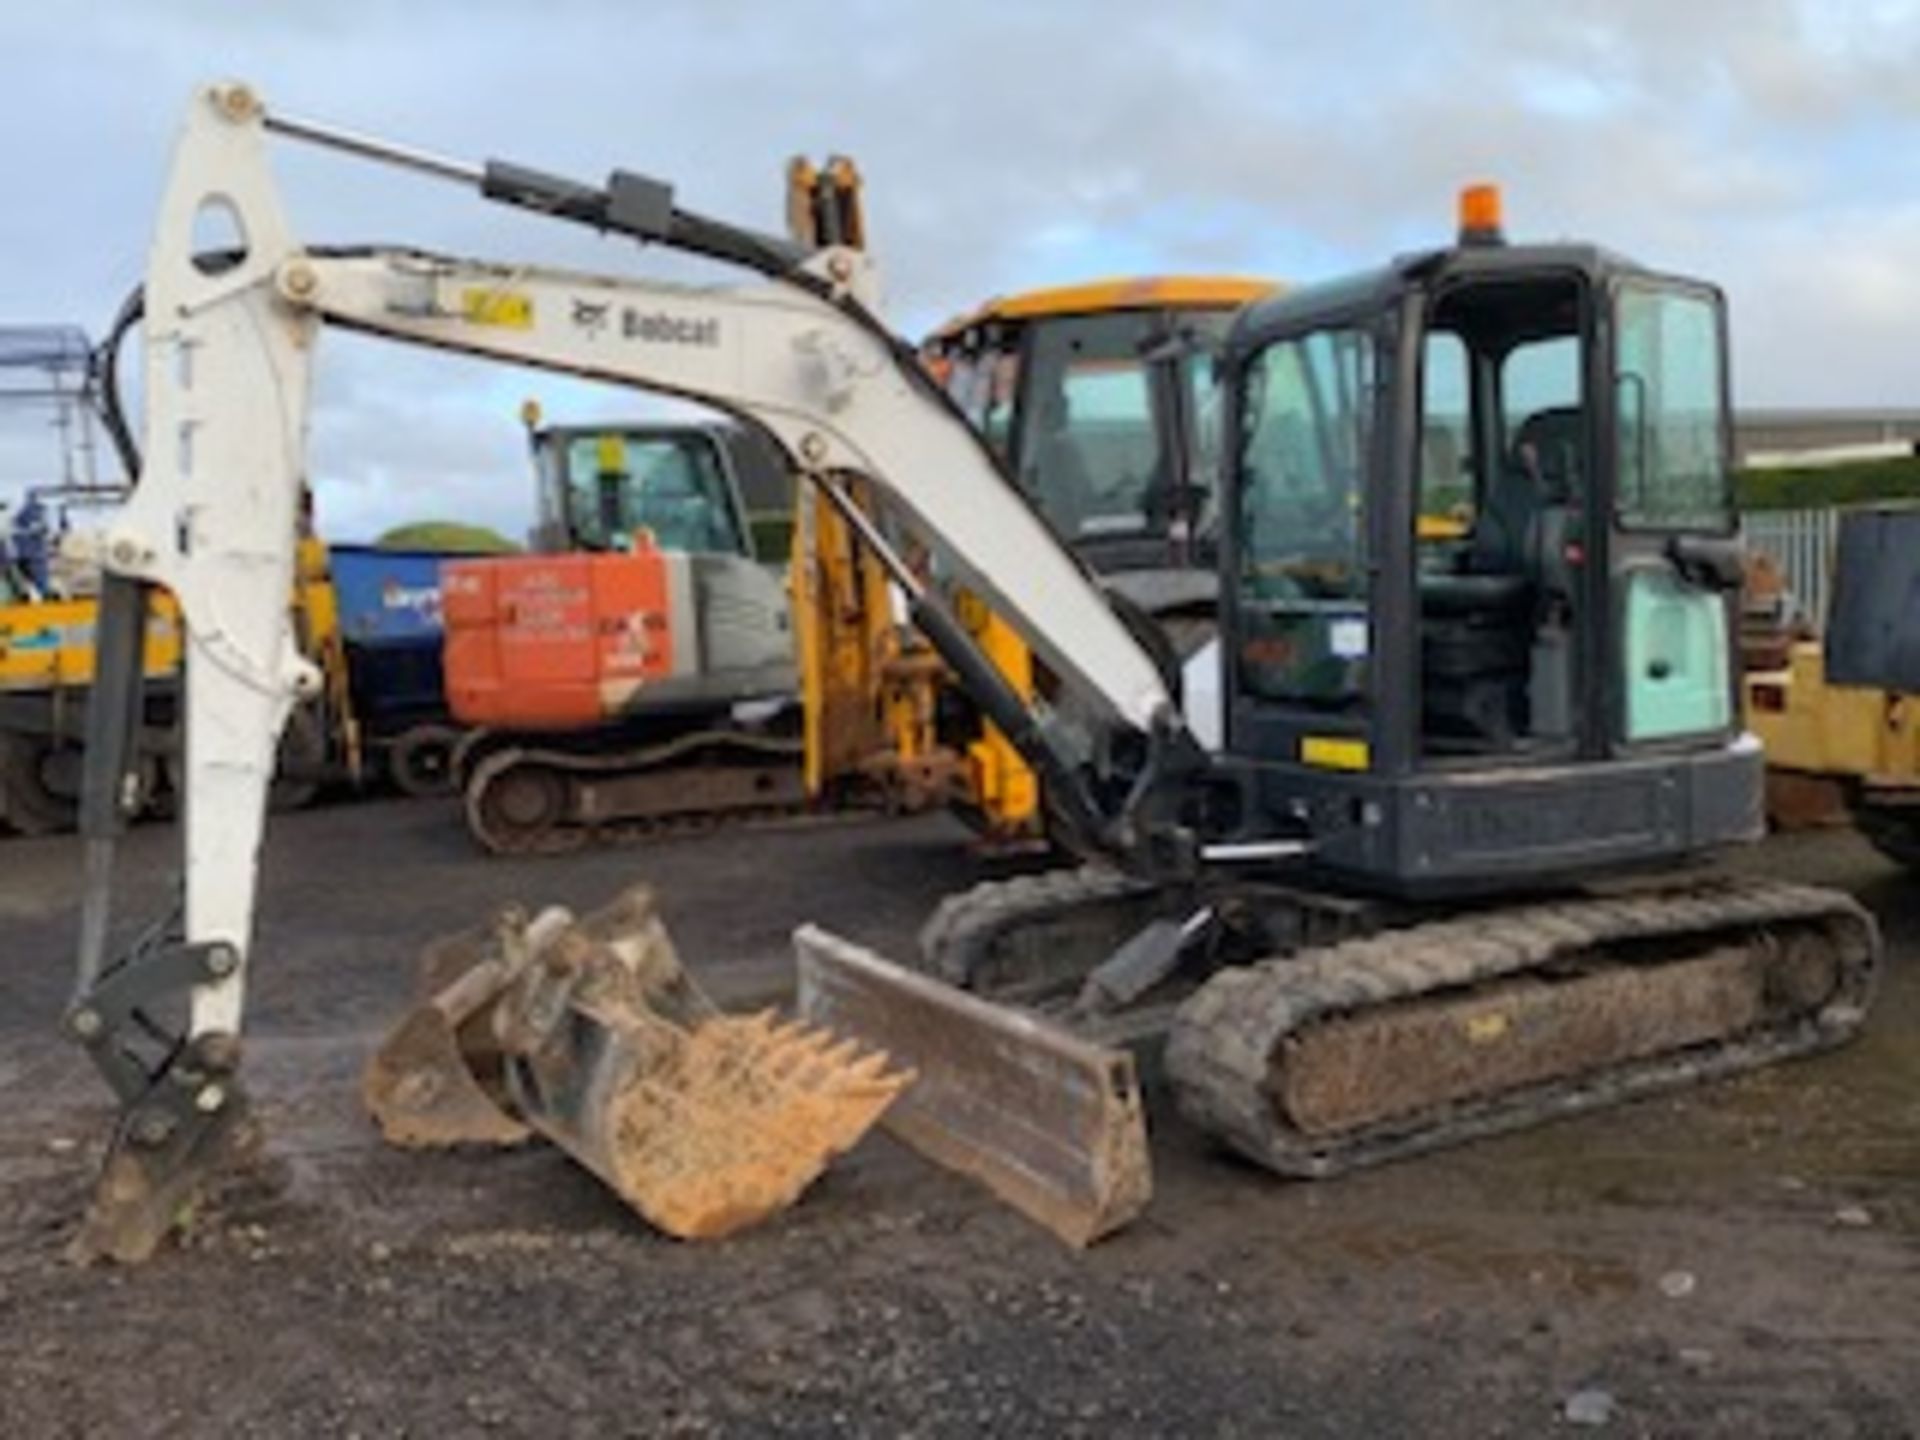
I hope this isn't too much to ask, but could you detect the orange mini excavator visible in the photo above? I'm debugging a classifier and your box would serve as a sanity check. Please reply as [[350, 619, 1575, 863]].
[[445, 416, 803, 852], [443, 159, 902, 855]]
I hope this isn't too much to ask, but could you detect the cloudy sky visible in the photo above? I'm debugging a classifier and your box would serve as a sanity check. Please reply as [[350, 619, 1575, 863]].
[[2, 0, 1918, 541]]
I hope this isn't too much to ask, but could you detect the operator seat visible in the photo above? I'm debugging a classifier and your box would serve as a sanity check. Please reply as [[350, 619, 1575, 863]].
[[1462, 406, 1582, 579], [1420, 408, 1583, 749], [1511, 406, 1584, 603], [1471, 448, 1539, 576]]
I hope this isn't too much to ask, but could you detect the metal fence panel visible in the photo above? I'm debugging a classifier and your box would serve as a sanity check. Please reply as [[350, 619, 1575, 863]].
[[1743, 507, 1838, 628]]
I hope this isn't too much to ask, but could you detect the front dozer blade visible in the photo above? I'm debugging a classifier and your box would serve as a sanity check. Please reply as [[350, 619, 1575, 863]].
[[381, 887, 912, 1240], [361, 923, 533, 1149], [794, 925, 1151, 1247]]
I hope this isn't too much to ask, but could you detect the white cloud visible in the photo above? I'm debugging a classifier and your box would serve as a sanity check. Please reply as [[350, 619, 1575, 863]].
[[4, 0, 1920, 535]]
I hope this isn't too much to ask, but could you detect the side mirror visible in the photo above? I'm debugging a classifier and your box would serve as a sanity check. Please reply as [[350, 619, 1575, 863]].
[[1667, 533, 1746, 592]]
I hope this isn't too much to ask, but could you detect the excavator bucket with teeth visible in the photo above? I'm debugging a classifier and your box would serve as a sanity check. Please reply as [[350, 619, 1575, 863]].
[[517, 1005, 913, 1239], [364, 886, 910, 1239]]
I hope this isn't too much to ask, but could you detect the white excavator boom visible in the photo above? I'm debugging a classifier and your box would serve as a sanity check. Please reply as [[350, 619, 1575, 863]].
[[64, 81, 1181, 1259]]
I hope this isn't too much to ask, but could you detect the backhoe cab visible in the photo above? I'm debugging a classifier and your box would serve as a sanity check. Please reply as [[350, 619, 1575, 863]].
[[1208, 187, 1760, 892], [926, 277, 1269, 573], [917, 278, 1271, 842]]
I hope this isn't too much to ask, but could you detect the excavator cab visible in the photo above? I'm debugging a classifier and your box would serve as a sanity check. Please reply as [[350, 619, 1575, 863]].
[[528, 421, 759, 560], [926, 278, 1270, 578], [1213, 187, 1757, 892]]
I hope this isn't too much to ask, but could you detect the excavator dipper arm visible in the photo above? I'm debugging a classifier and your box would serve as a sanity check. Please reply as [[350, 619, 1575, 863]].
[[67, 82, 1182, 1258]]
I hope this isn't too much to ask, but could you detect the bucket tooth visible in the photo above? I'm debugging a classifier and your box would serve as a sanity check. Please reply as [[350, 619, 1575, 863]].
[[577, 1011, 912, 1239]]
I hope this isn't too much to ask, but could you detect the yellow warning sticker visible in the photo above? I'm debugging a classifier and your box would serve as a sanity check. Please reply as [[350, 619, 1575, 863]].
[[460, 288, 534, 329], [1463, 1012, 1511, 1044], [1300, 735, 1369, 771]]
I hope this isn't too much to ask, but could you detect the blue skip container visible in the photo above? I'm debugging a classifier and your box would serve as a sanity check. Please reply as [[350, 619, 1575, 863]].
[[328, 545, 453, 736]]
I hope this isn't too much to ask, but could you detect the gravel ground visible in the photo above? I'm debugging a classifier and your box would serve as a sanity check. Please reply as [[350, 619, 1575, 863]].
[[1, 799, 1916, 1437]]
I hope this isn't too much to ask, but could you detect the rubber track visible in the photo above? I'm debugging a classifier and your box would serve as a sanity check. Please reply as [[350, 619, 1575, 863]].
[[917, 865, 1376, 1003], [1165, 877, 1880, 1177], [465, 729, 817, 856], [916, 866, 1158, 987]]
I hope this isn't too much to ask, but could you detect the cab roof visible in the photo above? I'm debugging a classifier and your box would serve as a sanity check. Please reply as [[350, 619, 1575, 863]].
[[1229, 240, 1666, 351], [928, 274, 1277, 344]]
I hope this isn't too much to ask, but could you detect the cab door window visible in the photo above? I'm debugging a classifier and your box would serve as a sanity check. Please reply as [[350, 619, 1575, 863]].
[[1613, 283, 1733, 740], [1235, 325, 1373, 707], [1615, 287, 1730, 531]]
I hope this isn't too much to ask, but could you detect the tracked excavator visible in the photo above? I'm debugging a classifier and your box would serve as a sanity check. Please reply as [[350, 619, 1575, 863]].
[[67, 87, 1878, 1259], [445, 413, 804, 852], [444, 156, 970, 852]]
